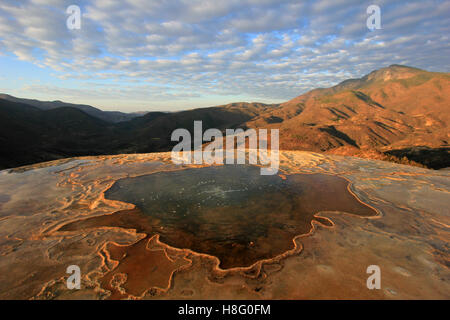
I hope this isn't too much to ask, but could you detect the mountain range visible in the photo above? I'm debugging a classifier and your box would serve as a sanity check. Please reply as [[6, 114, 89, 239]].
[[1, 65, 448, 170], [0, 93, 144, 123]]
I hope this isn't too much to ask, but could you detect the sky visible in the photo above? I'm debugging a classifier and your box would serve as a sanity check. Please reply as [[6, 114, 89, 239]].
[[0, 0, 449, 112]]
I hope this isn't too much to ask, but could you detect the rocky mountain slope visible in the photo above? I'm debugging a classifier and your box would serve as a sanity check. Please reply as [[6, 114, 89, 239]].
[[244, 65, 449, 168], [0, 65, 448, 170]]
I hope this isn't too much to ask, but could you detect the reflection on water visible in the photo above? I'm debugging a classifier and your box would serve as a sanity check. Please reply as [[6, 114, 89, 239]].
[[62, 165, 377, 268]]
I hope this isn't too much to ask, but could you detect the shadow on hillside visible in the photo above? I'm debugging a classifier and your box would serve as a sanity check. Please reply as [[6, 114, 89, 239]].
[[384, 146, 450, 170]]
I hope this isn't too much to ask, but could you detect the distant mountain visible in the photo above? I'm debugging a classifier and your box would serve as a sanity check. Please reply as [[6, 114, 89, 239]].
[[0, 65, 448, 170], [108, 102, 277, 154], [0, 99, 116, 169], [0, 94, 144, 123], [244, 65, 449, 168], [0, 99, 275, 169]]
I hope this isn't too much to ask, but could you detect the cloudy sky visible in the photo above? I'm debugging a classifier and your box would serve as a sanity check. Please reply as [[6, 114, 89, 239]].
[[0, 0, 449, 112]]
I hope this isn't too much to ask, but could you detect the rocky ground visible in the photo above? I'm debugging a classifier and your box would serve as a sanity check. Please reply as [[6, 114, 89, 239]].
[[0, 151, 448, 299]]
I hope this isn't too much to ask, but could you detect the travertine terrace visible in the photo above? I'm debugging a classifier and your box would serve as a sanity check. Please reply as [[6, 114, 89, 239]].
[[0, 151, 448, 299]]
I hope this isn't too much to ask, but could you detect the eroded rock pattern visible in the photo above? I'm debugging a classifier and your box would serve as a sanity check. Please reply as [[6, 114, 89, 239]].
[[0, 151, 448, 299]]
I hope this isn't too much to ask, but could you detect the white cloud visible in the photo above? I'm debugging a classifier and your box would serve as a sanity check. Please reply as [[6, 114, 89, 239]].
[[0, 0, 449, 109]]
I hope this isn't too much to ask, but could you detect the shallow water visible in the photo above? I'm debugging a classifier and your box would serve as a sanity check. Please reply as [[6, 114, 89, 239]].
[[62, 165, 377, 268]]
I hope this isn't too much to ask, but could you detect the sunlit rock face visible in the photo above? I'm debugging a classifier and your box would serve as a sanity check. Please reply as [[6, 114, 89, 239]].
[[0, 151, 448, 299]]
